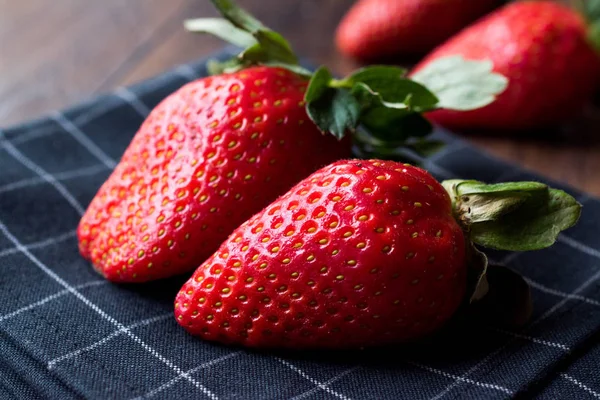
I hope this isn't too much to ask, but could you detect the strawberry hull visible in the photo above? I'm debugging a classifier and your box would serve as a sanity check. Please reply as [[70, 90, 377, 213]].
[[175, 160, 467, 348], [78, 67, 351, 283]]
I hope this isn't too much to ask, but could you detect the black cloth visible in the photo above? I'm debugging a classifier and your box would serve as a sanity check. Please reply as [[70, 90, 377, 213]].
[[1, 48, 600, 399]]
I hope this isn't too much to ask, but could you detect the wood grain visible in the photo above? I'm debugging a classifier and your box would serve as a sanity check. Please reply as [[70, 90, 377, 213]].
[[1, 0, 599, 197]]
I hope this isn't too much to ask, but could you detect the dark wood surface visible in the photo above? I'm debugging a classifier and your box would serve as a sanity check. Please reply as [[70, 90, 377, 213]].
[[1, 0, 599, 196]]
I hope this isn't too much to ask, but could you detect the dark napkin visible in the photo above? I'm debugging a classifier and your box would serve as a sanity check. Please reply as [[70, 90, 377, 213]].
[[1, 48, 600, 400]]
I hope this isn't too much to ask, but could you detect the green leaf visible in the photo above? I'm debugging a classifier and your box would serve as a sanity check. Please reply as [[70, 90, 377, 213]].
[[411, 56, 508, 111], [347, 65, 408, 85], [207, 0, 299, 67], [261, 62, 313, 78], [587, 20, 600, 53], [329, 65, 440, 144], [340, 66, 438, 143], [210, 0, 265, 32], [583, 0, 600, 22], [184, 18, 257, 47], [241, 30, 298, 65], [443, 180, 582, 251], [351, 83, 411, 111], [306, 88, 361, 140], [471, 189, 581, 251], [348, 66, 438, 112], [305, 67, 333, 103], [361, 108, 433, 142], [206, 58, 247, 76], [255, 30, 298, 64]]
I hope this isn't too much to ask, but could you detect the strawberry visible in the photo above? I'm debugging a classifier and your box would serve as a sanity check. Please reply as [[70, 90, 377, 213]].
[[175, 159, 580, 348], [78, 67, 350, 282], [78, 0, 507, 283], [411, 1, 600, 131], [336, 0, 502, 60]]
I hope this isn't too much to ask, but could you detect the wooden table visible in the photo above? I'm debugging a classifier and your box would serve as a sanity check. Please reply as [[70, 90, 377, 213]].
[[1, 0, 599, 196]]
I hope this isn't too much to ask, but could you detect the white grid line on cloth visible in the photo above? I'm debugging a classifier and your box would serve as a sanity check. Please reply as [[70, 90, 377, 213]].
[[0, 132, 85, 215], [490, 226, 600, 279], [524, 277, 600, 307], [558, 234, 600, 260], [499, 251, 522, 266], [4, 95, 129, 148], [96, 81, 354, 400], [489, 328, 571, 352], [2, 126, 59, 147], [534, 268, 600, 327], [0, 114, 218, 400], [289, 366, 361, 400], [7, 87, 338, 400], [429, 266, 600, 400], [275, 358, 352, 400], [0, 57, 207, 149], [0, 229, 77, 259], [489, 254, 600, 310], [132, 351, 243, 400], [0, 223, 218, 400], [289, 367, 361, 400], [0, 164, 108, 195], [561, 373, 600, 399], [2, 57, 596, 398], [48, 312, 172, 368], [0, 280, 107, 322], [0, 50, 225, 148], [114, 87, 152, 117], [50, 111, 117, 169], [405, 142, 597, 356], [408, 362, 513, 395], [422, 153, 600, 400]]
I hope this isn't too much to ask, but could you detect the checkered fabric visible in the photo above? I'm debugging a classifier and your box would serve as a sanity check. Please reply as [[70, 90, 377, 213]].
[[1, 47, 599, 400]]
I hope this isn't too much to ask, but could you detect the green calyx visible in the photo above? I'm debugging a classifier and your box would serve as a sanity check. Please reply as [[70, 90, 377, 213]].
[[442, 180, 582, 251], [444, 179, 581, 309], [572, 0, 600, 52], [186, 0, 508, 149]]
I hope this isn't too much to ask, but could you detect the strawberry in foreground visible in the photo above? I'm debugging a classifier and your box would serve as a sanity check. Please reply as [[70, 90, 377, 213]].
[[411, 1, 600, 131], [78, 0, 506, 283], [336, 0, 502, 60], [175, 159, 580, 348]]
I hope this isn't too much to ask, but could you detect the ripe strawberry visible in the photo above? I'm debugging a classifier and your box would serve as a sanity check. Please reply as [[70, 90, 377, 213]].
[[175, 159, 580, 348], [78, 0, 508, 283], [336, 0, 502, 60], [78, 67, 349, 282], [411, 1, 600, 130]]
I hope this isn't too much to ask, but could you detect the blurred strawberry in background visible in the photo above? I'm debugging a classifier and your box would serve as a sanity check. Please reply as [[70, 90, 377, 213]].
[[336, 0, 503, 60], [410, 1, 600, 131]]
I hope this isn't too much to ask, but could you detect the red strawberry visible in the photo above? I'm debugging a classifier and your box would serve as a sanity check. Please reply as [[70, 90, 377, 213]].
[[174, 159, 580, 348], [411, 1, 600, 131], [336, 0, 502, 60], [78, 67, 349, 282], [78, 0, 507, 283]]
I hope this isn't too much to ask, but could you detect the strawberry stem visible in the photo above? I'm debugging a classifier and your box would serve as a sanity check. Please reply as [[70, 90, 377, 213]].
[[442, 180, 582, 251], [187, 0, 508, 151]]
